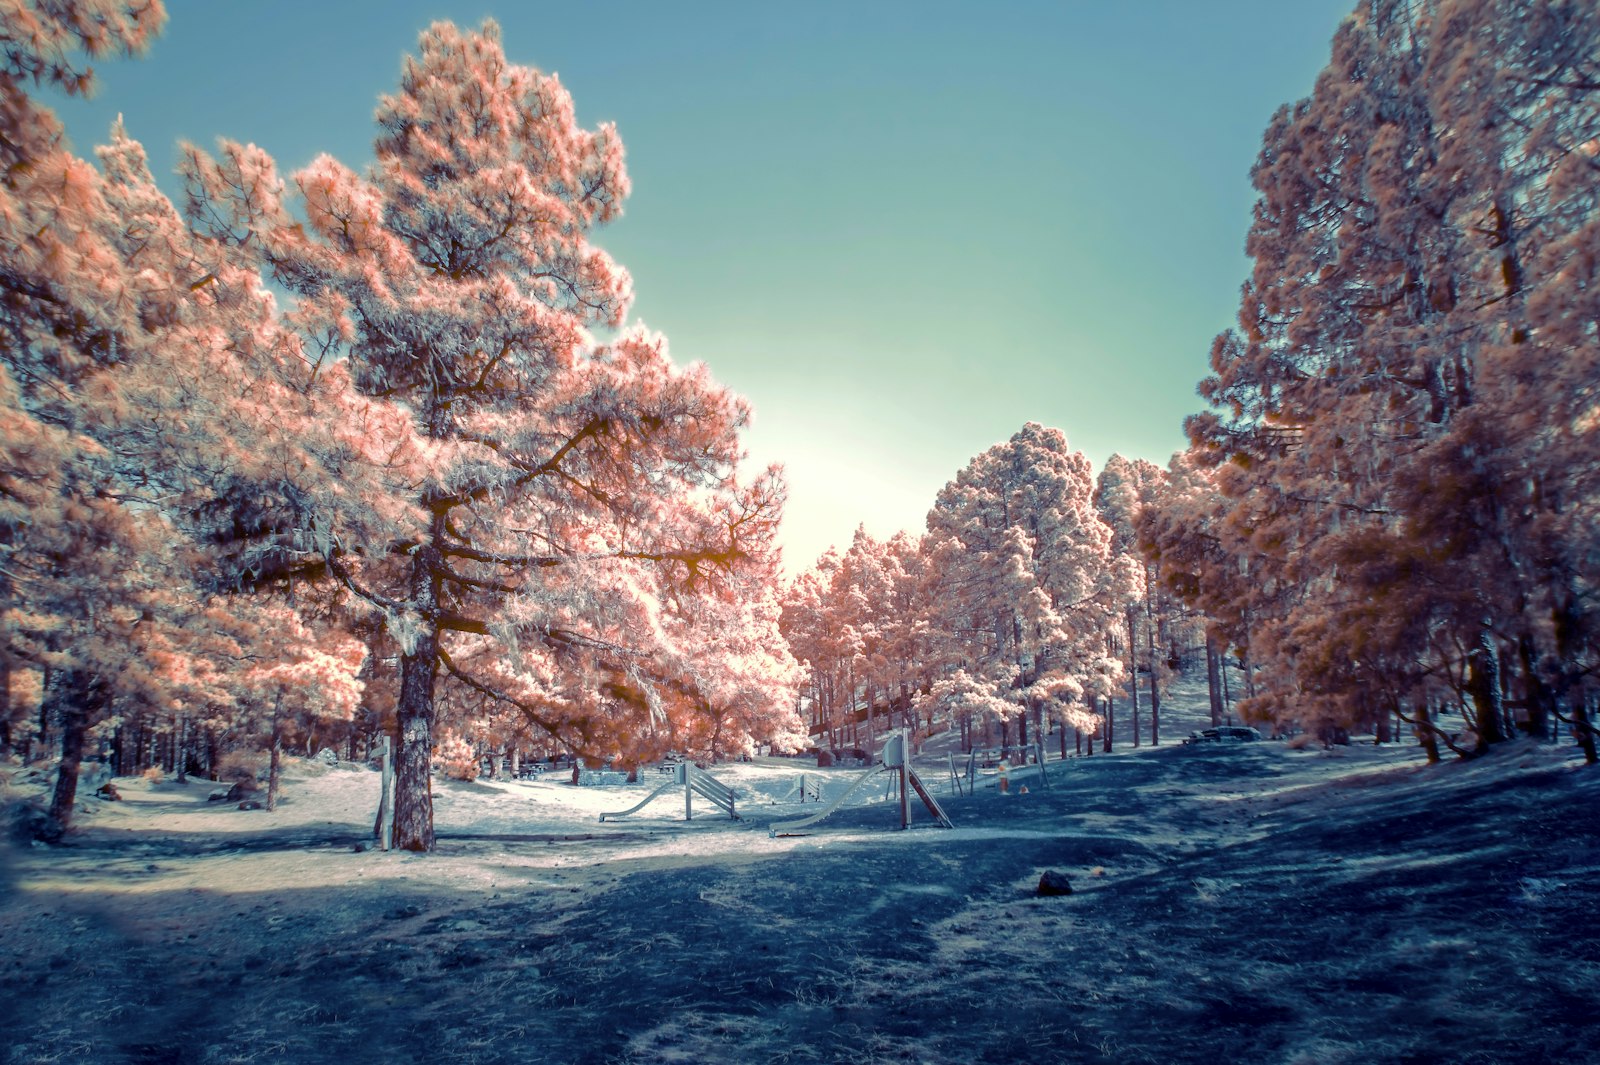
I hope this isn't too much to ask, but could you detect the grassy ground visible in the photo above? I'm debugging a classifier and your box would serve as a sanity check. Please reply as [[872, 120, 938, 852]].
[[2, 739, 1596, 1065]]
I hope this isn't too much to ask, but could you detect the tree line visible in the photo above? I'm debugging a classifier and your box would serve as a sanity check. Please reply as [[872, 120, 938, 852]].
[[783, 0, 1598, 768], [779, 431, 1213, 760], [1150, 0, 1598, 764]]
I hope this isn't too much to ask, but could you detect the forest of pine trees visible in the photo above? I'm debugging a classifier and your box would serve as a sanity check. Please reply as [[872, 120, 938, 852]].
[[3, 0, 1596, 849], [783, 0, 1599, 770]]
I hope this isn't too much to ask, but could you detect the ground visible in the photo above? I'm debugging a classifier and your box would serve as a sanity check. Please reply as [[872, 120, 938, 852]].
[[2, 720, 1597, 1065]]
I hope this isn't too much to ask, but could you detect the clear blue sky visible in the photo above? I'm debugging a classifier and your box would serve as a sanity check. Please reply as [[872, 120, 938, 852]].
[[54, 0, 1355, 571]]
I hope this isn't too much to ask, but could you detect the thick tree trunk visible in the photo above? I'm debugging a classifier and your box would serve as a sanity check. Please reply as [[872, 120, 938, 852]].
[[47, 670, 104, 833], [1552, 593, 1596, 764], [392, 540, 443, 853], [393, 644, 439, 851], [1467, 628, 1507, 753], [1515, 632, 1553, 740]]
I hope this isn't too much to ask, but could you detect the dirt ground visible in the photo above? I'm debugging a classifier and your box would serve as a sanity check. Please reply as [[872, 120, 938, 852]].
[[3, 741, 1597, 1065]]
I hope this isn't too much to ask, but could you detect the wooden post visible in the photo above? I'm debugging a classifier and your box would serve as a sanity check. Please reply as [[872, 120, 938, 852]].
[[683, 763, 693, 821], [377, 735, 394, 851], [898, 760, 911, 829]]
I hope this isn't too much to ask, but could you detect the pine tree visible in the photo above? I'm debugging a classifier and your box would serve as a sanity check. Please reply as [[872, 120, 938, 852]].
[[1185, 0, 1600, 756], [185, 22, 792, 849], [923, 423, 1117, 752]]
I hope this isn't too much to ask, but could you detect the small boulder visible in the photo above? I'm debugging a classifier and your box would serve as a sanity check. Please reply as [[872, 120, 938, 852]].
[[95, 781, 121, 802], [315, 748, 340, 766], [237, 800, 263, 811], [1037, 871, 1074, 897], [208, 782, 244, 803]]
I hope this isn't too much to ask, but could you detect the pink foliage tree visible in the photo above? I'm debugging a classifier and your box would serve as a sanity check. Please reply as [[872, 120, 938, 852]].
[[1, 2, 412, 833], [922, 423, 1118, 752], [184, 21, 793, 850], [1184, 0, 1600, 758]]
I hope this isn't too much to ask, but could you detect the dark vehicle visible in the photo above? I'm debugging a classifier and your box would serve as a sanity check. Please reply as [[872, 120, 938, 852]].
[[1184, 725, 1262, 744]]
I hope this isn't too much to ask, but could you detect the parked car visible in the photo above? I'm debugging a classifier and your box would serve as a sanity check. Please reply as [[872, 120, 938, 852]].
[[1184, 725, 1262, 744]]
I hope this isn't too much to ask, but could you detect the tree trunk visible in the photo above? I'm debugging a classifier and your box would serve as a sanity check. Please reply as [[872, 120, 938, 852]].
[[0, 649, 9, 755], [266, 719, 283, 812], [1552, 593, 1596, 764], [1467, 628, 1507, 753], [1515, 632, 1553, 740], [1572, 700, 1598, 766], [392, 540, 443, 853], [1146, 617, 1163, 746], [0, 527, 10, 754], [1413, 701, 1441, 764], [37, 664, 52, 761], [1125, 608, 1141, 744], [1206, 631, 1225, 727], [175, 716, 188, 783], [47, 669, 104, 833]]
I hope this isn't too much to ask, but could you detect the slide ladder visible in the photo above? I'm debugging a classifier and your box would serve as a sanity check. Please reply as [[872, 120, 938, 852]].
[[781, 773, 824, 803]]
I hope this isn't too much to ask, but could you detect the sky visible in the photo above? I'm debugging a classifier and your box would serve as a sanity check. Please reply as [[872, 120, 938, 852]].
[[52, 0, 1357, 572]]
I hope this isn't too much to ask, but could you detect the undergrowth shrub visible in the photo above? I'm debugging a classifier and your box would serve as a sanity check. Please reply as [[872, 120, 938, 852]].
[[216, 750, 264, 794], [434, 732, 479, 782]]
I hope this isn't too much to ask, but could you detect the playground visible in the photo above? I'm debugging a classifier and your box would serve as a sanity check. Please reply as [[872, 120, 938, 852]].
[[3, 734, 1597, 1065]]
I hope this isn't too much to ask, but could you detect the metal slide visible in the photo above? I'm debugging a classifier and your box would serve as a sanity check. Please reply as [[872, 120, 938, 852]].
[[597, 766, 686, 823], [768, 767, 888, 837], [598, 763, 740, 823]]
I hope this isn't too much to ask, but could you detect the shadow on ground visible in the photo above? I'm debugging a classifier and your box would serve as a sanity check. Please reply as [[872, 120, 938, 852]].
[[3, 744, 1596, 1065]]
